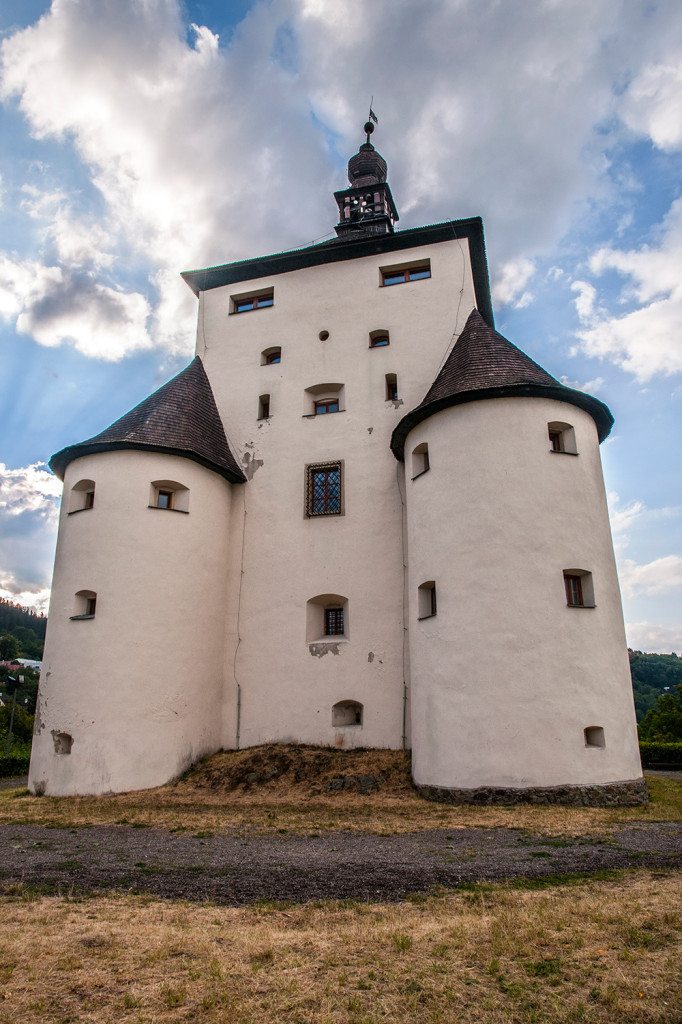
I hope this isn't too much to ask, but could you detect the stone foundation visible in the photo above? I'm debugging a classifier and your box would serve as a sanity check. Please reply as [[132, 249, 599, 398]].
[[415, 777, 649, 807]]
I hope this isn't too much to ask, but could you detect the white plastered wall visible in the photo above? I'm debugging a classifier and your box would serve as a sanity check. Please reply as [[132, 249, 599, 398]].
[[29, 451, 233, 795], [198, 238, 477, 751], [405, 397, 642, 791]]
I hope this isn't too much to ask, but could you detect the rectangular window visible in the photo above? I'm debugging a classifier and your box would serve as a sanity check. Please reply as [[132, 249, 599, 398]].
[[157, 490, 173, 509], [231, 289, 274, 314], [381, 261, 431, 286], [83, 490, 95, 509], [549, 429, 563, 453], [306, 462, 342, 517], [258, 394, 271, 419], [564, 574, 584, 607], [324, 606, 344, 636], [314, 399, 339, 415], [85, 596, 97, 617]]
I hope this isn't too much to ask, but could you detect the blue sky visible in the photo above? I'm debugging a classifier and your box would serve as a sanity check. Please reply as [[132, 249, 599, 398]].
[[0, 0, 680, 651]]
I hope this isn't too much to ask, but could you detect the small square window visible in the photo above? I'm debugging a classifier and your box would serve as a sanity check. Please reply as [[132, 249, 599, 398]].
[[324, 606, 344, 636], [306, 462, 342, 517], [564, 570, 595, 608]]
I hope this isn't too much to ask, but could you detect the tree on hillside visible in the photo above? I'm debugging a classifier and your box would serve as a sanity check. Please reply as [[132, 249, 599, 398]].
[[629, 650, 682, 720], [0, 634, 20, 661], [638, 685, 682, 742]]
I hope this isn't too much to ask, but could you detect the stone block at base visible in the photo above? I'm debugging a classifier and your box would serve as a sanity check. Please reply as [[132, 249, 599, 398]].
[[415, 777, 648, 807]]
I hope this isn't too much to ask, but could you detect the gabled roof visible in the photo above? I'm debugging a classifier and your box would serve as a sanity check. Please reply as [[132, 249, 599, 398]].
[[50, 357, 246, 484], [390, 308, 613, 459], [182, 218, 495, 329]]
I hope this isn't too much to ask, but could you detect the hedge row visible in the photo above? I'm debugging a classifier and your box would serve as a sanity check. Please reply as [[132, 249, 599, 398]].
[[639, 742, 682, 770], [0, 751, 30, 777]]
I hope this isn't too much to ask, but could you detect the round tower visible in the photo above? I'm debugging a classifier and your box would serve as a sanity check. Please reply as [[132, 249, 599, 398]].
[[29, 358, 245, 796], [392, 309, 645, 804]]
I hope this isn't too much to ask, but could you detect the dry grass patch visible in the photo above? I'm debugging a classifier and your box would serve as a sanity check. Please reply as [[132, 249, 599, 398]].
[[0, 871, 679, 1023], [1, 746, 680, 837]]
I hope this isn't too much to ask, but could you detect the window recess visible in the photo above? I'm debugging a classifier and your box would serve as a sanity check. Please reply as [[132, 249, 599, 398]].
[[411, 442, 430, 478], [564, 570, 595, 608], [303, 383, 344, 416], [149, 480, 189, 513], [306, 594, 349, 642], [385, 373, 398, 401], [71, 590, 97, 620], [68, 479, 96, 513], [381, 260, 431, 286], [306, 461, 343, 517], [369, 329, 390, 348], [258, 394, 271, 419], [332, 700, 363, 727], [548, 421, 577, 455], [418, 581, 437, 620], [261, 346, 281, 365]]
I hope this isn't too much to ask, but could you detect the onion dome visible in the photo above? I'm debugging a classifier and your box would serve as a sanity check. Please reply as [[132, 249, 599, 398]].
[[390, 308, 613, 459], [347, 142, 388, 187], [50, 356, 245, 483]]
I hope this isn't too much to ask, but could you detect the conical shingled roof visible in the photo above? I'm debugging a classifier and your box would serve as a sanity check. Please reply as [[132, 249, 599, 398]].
[[50, 357, 246, 483], [390, 308, 613, 459]]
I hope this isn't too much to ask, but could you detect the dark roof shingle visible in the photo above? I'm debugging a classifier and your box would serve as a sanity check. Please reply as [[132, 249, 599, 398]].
[[50, 357, 245, 483], [391, 308, 613, 458]]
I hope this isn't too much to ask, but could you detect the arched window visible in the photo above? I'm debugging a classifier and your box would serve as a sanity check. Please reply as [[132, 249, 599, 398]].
[[584, 726, 605, 748], [411, 442, 429, 479], [332, 700, 363, 727], [306, 594, 348, 642], [548, 421, 577, 455], [71, 590, 97, 620], [261, 346, 282, 365], [369, 329, 390, 348], [418, 581, 437, 620], [149, 481, 189, 513], [69, 479, 95, 513]]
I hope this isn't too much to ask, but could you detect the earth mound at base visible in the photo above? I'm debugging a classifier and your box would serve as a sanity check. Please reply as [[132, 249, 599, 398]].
[[177, 744, 413, 797]]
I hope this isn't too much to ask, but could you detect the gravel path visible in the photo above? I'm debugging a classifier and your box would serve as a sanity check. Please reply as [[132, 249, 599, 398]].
[[0, 822, 679, 904]]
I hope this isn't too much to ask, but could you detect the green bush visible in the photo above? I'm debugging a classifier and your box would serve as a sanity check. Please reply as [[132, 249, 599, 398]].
[[639, 742, 682, 770], [0, 751, 30, 777]]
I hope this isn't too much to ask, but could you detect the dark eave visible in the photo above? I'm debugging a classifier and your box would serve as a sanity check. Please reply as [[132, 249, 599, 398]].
[[182, 217, 495, 329], [50, 356, 246, 484]]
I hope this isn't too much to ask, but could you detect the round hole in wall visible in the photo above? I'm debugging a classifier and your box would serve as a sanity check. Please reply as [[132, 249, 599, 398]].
[[319, 330, 330, 341]]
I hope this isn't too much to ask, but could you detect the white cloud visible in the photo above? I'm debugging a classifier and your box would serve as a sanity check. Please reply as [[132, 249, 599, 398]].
[[626, 621, 682, 655], [570, 280, 597, 323], [619, 555, 682, 598], [0, 252, 151, 360], [560, 374, 604, 395], [0, 462, 61, 519], [621, 60, 682, 152], [607, 491, 647, 537], [1, 1, 681, 359], [0, 575, 50, 614], [493, 258, 535, 309], [574, 197, 682, 380]]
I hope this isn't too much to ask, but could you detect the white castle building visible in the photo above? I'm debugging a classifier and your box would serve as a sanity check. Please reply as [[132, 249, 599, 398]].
[[29, 123, 645, 803]]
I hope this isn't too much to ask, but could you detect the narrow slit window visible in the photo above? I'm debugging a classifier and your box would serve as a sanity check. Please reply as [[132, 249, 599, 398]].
[[157, 489, 173, 510], [418, 581, 437, 619], [324, 606, 344, 636], [306, 462, 342, 517], [412, 442, 430, 478], [385, 373, 398, 401], [258, 394, 271, 419]]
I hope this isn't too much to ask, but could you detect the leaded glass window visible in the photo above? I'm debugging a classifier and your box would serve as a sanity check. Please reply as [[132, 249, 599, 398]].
[[306, 462, 342, 517]]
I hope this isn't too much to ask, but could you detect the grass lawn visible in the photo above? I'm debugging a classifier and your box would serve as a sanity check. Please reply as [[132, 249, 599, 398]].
[[0, 755, 680, 837], [0, 870, 679, 1023]]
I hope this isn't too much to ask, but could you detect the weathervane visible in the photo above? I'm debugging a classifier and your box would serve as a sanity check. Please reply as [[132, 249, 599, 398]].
[[364, 98, 378, 144]]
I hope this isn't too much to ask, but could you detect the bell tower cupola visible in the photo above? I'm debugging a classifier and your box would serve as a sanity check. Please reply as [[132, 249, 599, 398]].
[[334, 119, 399, 239]]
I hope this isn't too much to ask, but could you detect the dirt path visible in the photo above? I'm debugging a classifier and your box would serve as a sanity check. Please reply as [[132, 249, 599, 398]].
[[1, 822, 679, 904]]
